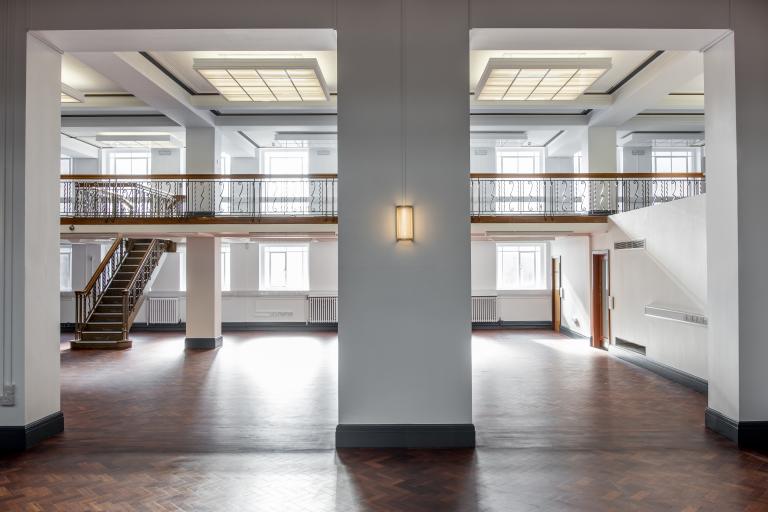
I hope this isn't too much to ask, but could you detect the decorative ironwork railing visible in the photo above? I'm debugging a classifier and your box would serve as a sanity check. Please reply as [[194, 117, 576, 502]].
[[470, 173, 705, 217], [60, 172, 704, 221], [60, 174, 338, 220], [121, 239, 169, 340]]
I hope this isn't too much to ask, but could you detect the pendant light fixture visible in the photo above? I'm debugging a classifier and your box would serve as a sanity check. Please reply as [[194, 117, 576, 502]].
[[396, 0, 414, 242]]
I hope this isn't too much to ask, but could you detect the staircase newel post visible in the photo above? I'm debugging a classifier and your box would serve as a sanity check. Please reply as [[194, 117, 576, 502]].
[[75, 291, 82, 341]]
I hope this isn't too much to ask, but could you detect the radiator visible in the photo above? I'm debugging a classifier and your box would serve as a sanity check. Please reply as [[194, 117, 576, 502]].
[[308, 296, 338, 324], [472, 296, 498, 323], [147, 297, 180, 324]]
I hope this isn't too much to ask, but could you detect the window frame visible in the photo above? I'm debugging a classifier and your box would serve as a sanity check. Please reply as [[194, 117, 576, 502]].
[[221, 243, 231, 292], [495, 148, 544, 174], [104, 149, 152, 175], [495, 242, 548, 291], [259, 243, 310, 292], [60, 246, 73, 291], [651, 148, 700, 173]]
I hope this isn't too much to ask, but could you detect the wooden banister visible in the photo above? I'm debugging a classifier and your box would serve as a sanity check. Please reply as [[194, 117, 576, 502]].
[[62, 173, 339, 180], [470, 172, 705, 179], [81, 235, 123, 295]]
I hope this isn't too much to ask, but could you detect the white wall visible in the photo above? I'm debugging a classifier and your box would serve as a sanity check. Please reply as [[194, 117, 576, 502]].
[[231, 157, 259, 172], [470, 147, 494, 172], [545, 156, 574, 173], [309, 147, 337, 172], [150, 148, 181, 173], [72, 158, 99, 173], [621, 147, 652, 172], [593, 195, 707, 379], [471, 241, 551, 323], [550, 236, 591, 337]]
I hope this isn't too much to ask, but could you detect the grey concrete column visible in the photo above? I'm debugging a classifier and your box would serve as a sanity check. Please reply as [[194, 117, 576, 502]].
[[184, 236, 222, 349], [704, 3, 768, 449], [0, 8, 64, 449], [336, 0, 474, 448]]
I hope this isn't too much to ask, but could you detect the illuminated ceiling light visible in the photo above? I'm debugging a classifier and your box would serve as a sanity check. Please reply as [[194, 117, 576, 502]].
[[61, 84, 85, 103], [396, 205, 414, 242], [475, 58, 611, 102], [193, 58, 330, 103], [95, 133, 177, 149]]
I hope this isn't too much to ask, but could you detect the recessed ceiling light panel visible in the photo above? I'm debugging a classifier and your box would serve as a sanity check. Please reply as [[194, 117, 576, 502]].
[[61, 84, 85, 103], [194, 58, 330, 103], [475, 58, 611, 102], [95, 133, 177, 149]]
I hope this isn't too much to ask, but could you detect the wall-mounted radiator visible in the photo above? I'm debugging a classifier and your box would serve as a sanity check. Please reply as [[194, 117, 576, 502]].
[[308, 296, 338, 324], [472, 296, 498, 323], [147, 297, 180, 324]]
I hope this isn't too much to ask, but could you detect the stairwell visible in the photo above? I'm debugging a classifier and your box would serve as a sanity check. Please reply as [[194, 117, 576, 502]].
[[73, 238, 174, 349]]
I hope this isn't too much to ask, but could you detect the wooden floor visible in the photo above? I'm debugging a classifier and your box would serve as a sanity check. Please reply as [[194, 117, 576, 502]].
[[1, 330, 767, 511]]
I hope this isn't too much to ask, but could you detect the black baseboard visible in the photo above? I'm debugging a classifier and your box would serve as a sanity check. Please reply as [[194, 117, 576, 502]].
[[609, 345, 708, 394], [472, 321, 552, 330], [73, 322, 339, 334], [705, 408, 768, 450], [336, 424, 476, 449], [185, 336, 223, 349], [559, 325, 590, 340], [0, 411, 64, 451]]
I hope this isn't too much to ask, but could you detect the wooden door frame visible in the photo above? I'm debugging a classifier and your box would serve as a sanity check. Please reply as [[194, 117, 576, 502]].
[[591, 250, 610, 349], [551, 256, 561, 332]]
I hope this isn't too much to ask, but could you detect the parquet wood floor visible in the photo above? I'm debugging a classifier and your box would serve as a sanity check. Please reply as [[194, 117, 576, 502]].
[[0, 330, 765, 511]]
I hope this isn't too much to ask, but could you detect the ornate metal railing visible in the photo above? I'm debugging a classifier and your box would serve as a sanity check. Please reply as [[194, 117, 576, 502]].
[[470, 173, 705, 218], [122, 239, 168, 340], [60, 172, 704, 222], [60, 174, 337, 220], [74, 235, 129, 339]]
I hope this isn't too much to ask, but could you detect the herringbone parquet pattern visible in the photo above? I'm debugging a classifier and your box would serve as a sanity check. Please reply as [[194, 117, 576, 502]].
[[0, 331, 765, 511]]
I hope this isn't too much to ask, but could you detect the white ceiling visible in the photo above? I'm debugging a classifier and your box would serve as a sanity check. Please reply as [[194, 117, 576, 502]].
[[61, 53, 126, 94]]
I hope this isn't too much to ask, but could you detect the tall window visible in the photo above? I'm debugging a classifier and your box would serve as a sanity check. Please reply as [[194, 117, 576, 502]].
[[573, 151, 584, 174], [106, 151, 151, 175], [496, 243, 546, 290], [651, 149, 699, 173], [60, 246, 72, 291], [496, 149, 542, 173], [261, 149, 308, 174], [179, 246, 186, 292], [260, 244, 309, 291], [221, 243, 231, 292], [60, 155, 73, 175]]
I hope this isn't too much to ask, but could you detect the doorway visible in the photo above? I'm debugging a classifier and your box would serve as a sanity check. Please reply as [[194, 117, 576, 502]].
[[591, 252, 610, 349]]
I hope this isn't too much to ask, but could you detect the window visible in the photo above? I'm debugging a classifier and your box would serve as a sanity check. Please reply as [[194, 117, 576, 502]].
[[221, 243, 231, 292], [179, 246, 186, 292], [261, 149, 308, 175], [651, 149, 699, 173], [496, 243, 546, 290], [106, 151, 151, 175], [60, 246, 72, 291], [60, 155, 73, 175], [496, 149, 542, 173], [573, 151, 584, 174], [260, 244, 309, 291]]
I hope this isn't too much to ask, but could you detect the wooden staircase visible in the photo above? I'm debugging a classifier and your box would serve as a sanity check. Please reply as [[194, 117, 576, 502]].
[[72, 237, 174, 349]]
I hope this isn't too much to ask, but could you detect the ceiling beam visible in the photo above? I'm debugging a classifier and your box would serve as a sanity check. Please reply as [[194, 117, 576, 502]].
[[73, 51, 215, 128], [588, 51, 703, 127]]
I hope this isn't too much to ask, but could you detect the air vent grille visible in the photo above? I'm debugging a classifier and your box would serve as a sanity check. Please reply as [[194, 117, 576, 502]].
[[615, 337, 646, 355], [644, 305, 708, 326], [614, 239, 646, 250]]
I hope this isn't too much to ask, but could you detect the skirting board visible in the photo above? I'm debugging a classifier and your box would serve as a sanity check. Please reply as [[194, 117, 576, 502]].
[[185, 336, 223, 349], [705, 408, 768, 450], [0, 411, 64, 451], [559, 325, 590, 340], [336, 424, 476, 449], [472, 321, 552, 330], [100, 322, 338, 333], [608, 345, 708, 394]]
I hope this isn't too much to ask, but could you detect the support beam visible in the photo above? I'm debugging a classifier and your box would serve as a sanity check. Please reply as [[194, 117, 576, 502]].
[[589, 51, 703, 127], [73, 51, 214, 128], [184, 236, 222, 350], [0, 15, 63, 450], [336, 0, 474, 448]]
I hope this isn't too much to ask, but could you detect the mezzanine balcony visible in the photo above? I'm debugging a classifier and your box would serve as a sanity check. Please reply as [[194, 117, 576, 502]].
[[60, 172, 705, 225]]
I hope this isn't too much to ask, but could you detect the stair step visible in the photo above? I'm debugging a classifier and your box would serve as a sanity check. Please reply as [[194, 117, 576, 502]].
[[91, 313, 123, 322], [80, 331, 124, 342], [85, 322, 123, 331], [95, 305, 123, 313]]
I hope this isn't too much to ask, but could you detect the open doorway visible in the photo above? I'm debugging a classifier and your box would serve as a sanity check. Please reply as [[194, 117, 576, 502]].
[[591, 251, 610, 349]]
